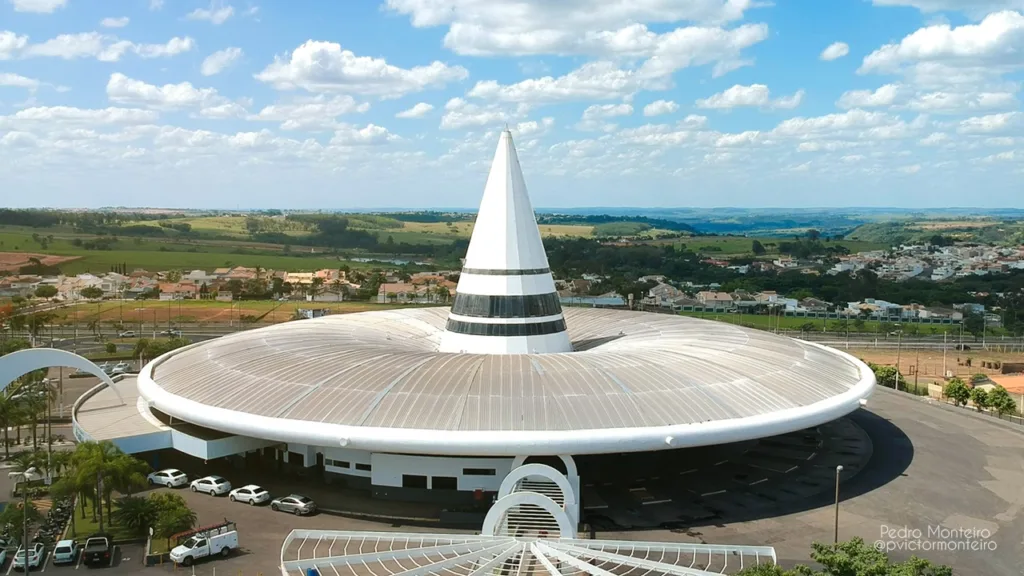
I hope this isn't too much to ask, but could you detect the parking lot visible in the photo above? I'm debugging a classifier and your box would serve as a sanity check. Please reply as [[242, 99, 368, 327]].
[[0, 543, 142, 574]]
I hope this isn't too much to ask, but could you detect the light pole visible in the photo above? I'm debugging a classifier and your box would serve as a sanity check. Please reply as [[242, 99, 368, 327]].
[[834, 464, 843, 544], [893, 327, 902, 390], [17, 466, 37, 555]]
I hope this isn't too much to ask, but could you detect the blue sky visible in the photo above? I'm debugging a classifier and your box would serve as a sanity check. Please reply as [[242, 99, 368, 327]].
[[1, 0, 1022, 209]]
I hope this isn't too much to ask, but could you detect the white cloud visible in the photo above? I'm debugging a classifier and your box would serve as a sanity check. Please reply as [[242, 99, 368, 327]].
[[13, 32, 194, 61], [440, 97, 526, 130], [251, 95, 371, 130], [149, 0, 164, 10], [919, 132, 950, 146], [0, 106, 158, 129], [0, 72, 39, 90], [900, 164, 922, 174], [871, 0, 1024, 18], [837, 84, 902, 108], [904, 90, 1018, 112], [643, 100, 678, 117], [100, 17, 130, 28], [957, 111, 1021, 133], [386, 0, 757, 56], [106, 73, 223, 110], [773, 109, 905, 139], [696, 84, 804, 110], [9, 0, 65, 13], [581, 103, 633, 120], [395, 102, 434, 119], [860, 12, 1024, 77], [0, 32, 29, 60], [329, 124, 398, 146], [186, 3, 235, 25], [515, 117, 554, 137], [256, 41, 468, 97], [820, 42, 849, 61], [469, 62, 658, 104], [201, 47, 243, 76]]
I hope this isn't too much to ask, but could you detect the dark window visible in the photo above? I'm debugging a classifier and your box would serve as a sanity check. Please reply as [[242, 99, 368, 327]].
[[355, 463, 371, 472], [445, 319, 567, 337], [451, 293, 563, 319], [402, 474, 428, 489], [432, 476, 458, 490], [461, 267, 550, 276], [328, 460, 350, 469], [463, 468, 496, 476]]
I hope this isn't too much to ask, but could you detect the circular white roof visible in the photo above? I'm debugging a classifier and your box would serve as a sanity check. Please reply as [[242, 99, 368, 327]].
[[137, 307, 875, 456]]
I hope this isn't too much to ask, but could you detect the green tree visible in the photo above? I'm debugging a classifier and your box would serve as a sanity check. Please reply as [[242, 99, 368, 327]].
[[34, 285, 57, 299], [736, 538, 951, 575], [970, 386, 989, 411], [105, 342, 117, 354], [963, 312, 984, 339], [111, 496, 158, 536], [151, 492, 197, 550], [0, 393, 21, 459], [79, 286, 104, 299], [944, 378, 971, 407], [867, 363, 905, 390], [751, 240, 766, 256], [0, 500, 42, 546], [986, 385, 1018, 416]]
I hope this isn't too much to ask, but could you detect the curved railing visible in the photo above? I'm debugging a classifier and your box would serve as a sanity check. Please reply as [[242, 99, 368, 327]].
[[71, 374, 126, 443]]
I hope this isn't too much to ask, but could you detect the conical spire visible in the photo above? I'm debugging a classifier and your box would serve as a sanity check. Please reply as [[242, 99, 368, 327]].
[[439, 129, 572, 355]]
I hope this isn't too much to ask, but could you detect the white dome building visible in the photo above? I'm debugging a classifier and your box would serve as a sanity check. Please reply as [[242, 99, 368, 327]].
[[74, 129, 875, 505]]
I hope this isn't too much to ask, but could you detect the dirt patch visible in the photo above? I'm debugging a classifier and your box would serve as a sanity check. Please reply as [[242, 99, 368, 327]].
[[0, 252, 80, 272], [853, 348, 1024, 383]]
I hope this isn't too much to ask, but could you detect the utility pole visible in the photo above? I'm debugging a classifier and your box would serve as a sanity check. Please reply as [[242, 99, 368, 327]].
[[894, 329, 902, 390], [834, 465, 844, 544], [942, 331, 947, 379]]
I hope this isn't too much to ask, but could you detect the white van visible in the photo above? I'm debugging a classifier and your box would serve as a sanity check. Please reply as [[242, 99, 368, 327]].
[[169, 522, 238, 567]]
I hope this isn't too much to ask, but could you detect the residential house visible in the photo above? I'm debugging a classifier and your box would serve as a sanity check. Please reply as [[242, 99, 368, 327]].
[[158, 282, 199, 300], [799, 298, 830, 313], [646, 282, 684, 307], [568, 279, 592, 294], [184, 269, 217, 284], [377, 283, 422, 304], [696, 291, 735, 310]]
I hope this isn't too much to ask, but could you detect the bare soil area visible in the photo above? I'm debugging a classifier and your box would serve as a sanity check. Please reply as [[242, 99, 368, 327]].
[[0, 251, 80, 272]]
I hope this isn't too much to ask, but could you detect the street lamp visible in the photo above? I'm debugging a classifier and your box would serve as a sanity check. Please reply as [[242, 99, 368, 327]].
[[834, 464, 844, 544], [16, 466, 38, 554]]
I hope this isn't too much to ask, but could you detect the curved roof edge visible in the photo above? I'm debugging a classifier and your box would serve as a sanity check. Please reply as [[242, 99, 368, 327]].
[[137, 339, 876, 457]]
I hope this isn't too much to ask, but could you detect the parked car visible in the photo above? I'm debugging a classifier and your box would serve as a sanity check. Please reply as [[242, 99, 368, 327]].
[[13, 542, 45, 570], [161, 328, 182, 337], [53, 539, 79, 564], [82, 533, 113, 567], [190, 475, 232, 496], [169, 523, 238, 567], [270, 494, 316, 515], [148, 468, 189, 488], [228, 484, 270, 505], [99, 361, 114, 375], [118, 330, 136, 338], [111, 361, 132, 375], [0, 548, 6, 567]]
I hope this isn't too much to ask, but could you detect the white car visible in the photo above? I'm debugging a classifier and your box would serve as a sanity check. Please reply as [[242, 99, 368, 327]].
[[13, 542, 44, 570], [190, 475, 232, 496], [148, 468, 189, 488], [111, 361, 131, 375], [118, 330, 136, 338], [53, 539, 79, 564], [228, 484, 270, 505]]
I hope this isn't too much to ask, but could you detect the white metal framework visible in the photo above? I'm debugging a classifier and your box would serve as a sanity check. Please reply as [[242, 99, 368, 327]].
[[279, 530, 778, 576], [1, 348, 124, 403], [279, 467, 777, 576]]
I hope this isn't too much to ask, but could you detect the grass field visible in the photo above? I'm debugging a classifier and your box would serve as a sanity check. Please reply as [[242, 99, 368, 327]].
[[56, 300, 421, 325], [676, 310, 974, 335], [0, 227, 383, 274], [659, 235, 887, 256], [70, 500, 137, 541]]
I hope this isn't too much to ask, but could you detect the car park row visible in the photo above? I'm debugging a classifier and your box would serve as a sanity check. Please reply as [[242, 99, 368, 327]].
[[148, 469, 317, 515]]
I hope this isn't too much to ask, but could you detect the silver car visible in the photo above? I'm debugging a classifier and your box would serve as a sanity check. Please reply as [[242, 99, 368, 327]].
[[270, 494, 316, 515]]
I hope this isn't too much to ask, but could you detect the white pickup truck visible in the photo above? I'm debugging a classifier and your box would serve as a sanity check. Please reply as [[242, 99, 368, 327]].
[[169, 523, 238, 567]]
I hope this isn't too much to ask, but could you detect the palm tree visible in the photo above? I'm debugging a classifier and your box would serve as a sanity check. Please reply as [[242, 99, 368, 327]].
[[23, 393, 46, 450], [110, 454, 148, 499], [0, 393, 20, 459], [9, 449, 44, 549], [310, 277, 325, 300], [74, 440, 123, 532], [111, 496, 157, 536]]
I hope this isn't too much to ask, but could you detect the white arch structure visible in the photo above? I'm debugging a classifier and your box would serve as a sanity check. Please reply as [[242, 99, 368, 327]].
[[511, 454, 578, 479], [0, 348, 124, 404], [498, 463, 578, 527], [481, 491, 576, 539]]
